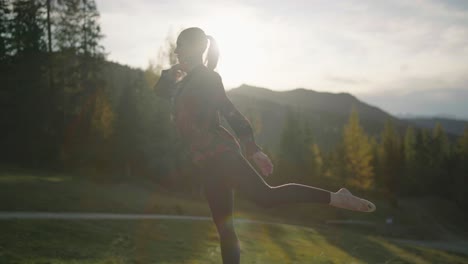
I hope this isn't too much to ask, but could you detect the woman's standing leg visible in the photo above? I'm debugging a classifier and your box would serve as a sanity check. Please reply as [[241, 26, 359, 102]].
[[199, 161, 240, 264]]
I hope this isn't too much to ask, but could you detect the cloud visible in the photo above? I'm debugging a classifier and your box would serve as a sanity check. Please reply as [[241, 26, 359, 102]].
[[326, 75, 369, 86], [358, 77, 468, 119], [95, 0, 468, 117]]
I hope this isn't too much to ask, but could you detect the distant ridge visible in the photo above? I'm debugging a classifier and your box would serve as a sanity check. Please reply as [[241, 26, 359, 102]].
[[225, 84, 407, 152], [229, 84, 397, 123], [402, 117, 468, 136]]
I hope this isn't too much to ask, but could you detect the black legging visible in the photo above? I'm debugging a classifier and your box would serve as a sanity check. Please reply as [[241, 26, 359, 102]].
[[196, 149, 331, 264]]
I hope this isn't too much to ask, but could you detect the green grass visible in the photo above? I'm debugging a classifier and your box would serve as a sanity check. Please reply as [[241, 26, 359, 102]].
[[0, 170, 212, 216], [1, 219, 467, 263], [0, 169, 467, 263]]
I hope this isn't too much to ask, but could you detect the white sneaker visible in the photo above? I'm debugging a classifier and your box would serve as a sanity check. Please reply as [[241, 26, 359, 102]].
[[330, 188, 376, 212]]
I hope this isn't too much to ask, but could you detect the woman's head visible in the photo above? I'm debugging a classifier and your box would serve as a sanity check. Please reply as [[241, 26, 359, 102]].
[[174, 27, 219, 70]]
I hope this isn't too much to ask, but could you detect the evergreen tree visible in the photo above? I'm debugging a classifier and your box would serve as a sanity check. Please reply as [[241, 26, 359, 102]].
[[310, 143, 323, 180], [272, 108, 322, 185], [404, 126, 417, 164], [343, 108, 374, 190], [322, 143, 346, 189], [454, 127, 468, 209], [413, 129, 432, 194], [403, 126, 418, 194], [79, 0, 104, 57], [303, 120, 322, 184], [11, 0, 47, 55], [53, 0, 105, 167], [5, 0, 52, 168], [45, 0, 62, 52], [428, 123, 450, 194], [273, 108, 304, 184], [377, 119, 403, 206], [54, 0, 103, 54], [0, 0, 12, 59], [112, 80, 140, 179], [54, 0, 80, 52]]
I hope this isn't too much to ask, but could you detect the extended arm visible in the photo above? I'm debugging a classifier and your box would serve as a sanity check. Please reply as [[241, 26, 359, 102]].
[[204, 73, 262, 157]]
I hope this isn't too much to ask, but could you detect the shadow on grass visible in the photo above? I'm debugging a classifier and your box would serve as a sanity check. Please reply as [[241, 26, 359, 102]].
[[0, 219, 217, 264], [263, 223, 311, 262], [315, 225, 468, 264]]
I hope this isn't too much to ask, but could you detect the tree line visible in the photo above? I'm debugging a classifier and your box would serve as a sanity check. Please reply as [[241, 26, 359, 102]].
[[269, 107, 468, 210], [1, 0, 105, 167], [0, 0, 190, 184]]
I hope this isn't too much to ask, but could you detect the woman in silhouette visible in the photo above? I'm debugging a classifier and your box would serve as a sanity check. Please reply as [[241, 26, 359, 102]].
[[155, 27, 375, 264]]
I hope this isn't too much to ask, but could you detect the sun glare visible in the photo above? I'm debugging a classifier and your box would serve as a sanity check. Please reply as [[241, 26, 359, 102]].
[[199, 12, 270, 89]]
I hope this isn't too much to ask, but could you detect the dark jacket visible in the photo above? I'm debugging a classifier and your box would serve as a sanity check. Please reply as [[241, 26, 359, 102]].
[[154, 64, 261, 165]]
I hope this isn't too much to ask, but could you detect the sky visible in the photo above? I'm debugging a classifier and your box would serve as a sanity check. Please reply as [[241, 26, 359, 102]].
[[95, 0, 468, 119]]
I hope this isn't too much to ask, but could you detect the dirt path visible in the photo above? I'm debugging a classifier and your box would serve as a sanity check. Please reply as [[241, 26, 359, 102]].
[[0, 212, 282, 225], [0, 211, 212, 221]]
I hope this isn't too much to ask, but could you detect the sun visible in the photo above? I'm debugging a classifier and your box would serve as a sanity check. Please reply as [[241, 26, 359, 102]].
[[198, 12, 270, 89]]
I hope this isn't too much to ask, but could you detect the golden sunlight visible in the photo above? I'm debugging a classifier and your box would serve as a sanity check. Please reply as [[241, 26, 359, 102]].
[[200, 11, 271, 88]]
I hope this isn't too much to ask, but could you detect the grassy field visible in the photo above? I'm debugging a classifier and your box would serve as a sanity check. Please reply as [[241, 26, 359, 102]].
[[1, 169, 467, 263], [2, 219, 468, 263]]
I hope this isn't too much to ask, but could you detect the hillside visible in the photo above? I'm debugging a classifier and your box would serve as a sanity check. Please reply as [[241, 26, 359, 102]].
[[94, 63, 463, 154], [230, 85, 394, 121], [226, 84, 408, 152]]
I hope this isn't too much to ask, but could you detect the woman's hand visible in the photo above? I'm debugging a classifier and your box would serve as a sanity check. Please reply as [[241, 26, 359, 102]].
[[252, 151, 274, 177], [165, 64, 187, 82]]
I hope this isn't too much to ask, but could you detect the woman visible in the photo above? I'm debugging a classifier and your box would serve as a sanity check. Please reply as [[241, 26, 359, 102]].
[[155, 27, 375, 264]]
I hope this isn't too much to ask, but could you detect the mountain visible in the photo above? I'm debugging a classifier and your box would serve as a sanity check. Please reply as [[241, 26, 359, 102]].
[[224, 84, 409, 153], [402, 117, 468, 136], [229, 85, 394, 121]]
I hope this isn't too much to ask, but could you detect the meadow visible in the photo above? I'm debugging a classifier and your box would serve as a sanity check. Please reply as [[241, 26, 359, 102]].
[[1, 169, 467, 263]]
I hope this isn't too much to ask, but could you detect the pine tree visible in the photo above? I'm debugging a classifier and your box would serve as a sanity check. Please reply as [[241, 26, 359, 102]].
[[112, 82, 139, 179], [272, 108, 322, 185], [52, 0, 106, 167], [428, 123, 450, 194], [454, 127, 468, 209], [310, 143, 323, 179], [322, 143, 346, 189], [0, 0, 12, 59], [79, 0, 103, 57], [273, 108, 303, 184], [403, 126, 418, 193], [11, 0, 47, 55], [413, 129, 432, 194], [54, 0, 103, 54], [378, 119, 403, 206], [54, 0, 80, 52], [431, 123, 450, 159], [404, 127, 417, 164], [45, 0, 62, 53], [7, 0, 52, 167], [303, 120, 322, 184], [343, 108, 374, 190]]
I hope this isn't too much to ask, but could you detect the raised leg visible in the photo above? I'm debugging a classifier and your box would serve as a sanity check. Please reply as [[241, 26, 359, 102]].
[[201, 150, 330, 208]]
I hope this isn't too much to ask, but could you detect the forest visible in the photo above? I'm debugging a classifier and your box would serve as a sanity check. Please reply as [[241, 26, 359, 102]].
[[1, 0, 467, 213]]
